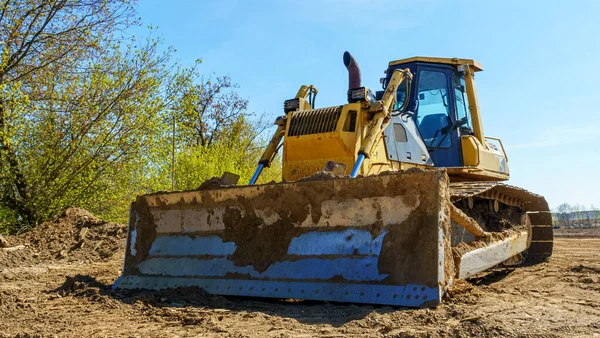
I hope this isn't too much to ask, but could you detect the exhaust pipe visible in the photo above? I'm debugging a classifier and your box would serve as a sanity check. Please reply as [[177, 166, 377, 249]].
[[343, 51, 361, 89]]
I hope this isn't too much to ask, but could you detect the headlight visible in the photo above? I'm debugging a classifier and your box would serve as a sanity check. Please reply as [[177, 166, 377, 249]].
[[347, 87, 375, 103], [283, 98, 300, 112]]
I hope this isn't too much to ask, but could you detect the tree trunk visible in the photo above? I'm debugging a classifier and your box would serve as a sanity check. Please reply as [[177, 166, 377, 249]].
[[0, 102, 37, 225]]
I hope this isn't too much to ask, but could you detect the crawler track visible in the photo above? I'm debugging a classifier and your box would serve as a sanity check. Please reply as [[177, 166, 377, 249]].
[[450, 181, 553, 262]]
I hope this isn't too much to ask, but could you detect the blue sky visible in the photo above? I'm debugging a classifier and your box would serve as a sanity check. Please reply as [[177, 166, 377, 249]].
[[135, 0, 600, 210]]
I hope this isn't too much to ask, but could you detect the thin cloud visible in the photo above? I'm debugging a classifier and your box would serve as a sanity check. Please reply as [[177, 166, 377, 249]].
[[509, 123, 600, 149]]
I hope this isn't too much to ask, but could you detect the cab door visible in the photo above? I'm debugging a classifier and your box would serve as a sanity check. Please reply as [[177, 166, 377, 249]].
[[412, 64, 463, 167]]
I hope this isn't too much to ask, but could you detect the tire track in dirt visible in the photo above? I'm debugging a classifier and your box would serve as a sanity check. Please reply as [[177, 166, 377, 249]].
[[1, 221, 600, 337]]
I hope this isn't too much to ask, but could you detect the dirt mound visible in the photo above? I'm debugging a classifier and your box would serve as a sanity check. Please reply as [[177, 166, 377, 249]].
[[297, 167, 438, 183], [196, 172, 241, 190], [197, 176, 228, 190], [1, 207, 126, 269], [444, 279, 484, 305], [296, 171, 339, 182]]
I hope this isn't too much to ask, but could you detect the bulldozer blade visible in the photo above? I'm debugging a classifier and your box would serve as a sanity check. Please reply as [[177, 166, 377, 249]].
[[113, 171, 455, 308]]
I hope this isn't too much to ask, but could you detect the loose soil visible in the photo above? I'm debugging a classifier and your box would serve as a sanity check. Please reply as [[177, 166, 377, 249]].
[[555, 227, 600, 238], [0, 208, 126, 270], [1, 211, 599, 337]]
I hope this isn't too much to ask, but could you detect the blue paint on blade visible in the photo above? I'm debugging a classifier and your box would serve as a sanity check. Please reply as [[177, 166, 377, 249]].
[[266, 257, 388, 281], [114, 276, 442, 307], [401, 284, 440, 307], [288, 229, 387, 256], [137, 256, 388, 281], [148, 236, 237, 256]]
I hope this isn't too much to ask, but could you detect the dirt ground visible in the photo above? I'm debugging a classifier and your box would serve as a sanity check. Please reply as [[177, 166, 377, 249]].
[[1, 210, 599, 337], [554, 227, 600, 238]]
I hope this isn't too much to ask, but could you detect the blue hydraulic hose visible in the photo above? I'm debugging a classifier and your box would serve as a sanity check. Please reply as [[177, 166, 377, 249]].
[[350, 154, 365, 178], [249, 164, 264, 185]]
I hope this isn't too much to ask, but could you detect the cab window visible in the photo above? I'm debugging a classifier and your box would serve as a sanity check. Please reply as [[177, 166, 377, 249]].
[[453, 72, 473, 135], [416, 70, 451, 148]]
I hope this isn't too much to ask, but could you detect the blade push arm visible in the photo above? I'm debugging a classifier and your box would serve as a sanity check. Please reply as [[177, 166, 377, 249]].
[[295, 85, 318, 100], [249, 116, 286, 185], [249, 84, 319, 185], [350, 68, 413, 178]]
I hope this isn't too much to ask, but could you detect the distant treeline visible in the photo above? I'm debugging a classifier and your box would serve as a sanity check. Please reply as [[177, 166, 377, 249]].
[[553, 203, 600, 228]]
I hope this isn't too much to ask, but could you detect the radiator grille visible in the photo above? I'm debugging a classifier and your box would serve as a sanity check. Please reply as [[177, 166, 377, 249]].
[[287, 106, 342, 137]]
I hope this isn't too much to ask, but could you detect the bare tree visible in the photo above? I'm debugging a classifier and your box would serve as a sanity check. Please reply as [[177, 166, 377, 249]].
[[556, 203, 570, 228], [574, 204, 586, 228], [174, 75, 250, 148], [592, 205, 600, 228]]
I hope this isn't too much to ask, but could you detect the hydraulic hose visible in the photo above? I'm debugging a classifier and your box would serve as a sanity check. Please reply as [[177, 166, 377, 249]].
[[249, 164, 264, 185], [350, 154, 365, 178]]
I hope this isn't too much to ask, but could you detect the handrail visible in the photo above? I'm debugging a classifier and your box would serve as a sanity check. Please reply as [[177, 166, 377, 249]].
[[485, 136, 508, 163]]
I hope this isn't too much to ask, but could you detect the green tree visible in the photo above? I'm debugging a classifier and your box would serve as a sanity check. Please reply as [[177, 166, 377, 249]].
[[0, 0, 282, 233], [171, 117, 282, 190], [153, 72, 282, 191], [0, 0, 171, 230]]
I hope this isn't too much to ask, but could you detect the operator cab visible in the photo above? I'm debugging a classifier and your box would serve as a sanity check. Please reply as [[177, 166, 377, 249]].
[[381, 57, 480, 168]]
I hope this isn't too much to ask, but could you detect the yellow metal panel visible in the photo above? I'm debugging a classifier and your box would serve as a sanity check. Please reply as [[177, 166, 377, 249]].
[[338, 103, 362, 151], [362, 136, 393, 176], [284, 133, 353, 161], [388, 57, 483, 72], [459, 135, 509, 181], [461, 135, 480, 167], [282, 104, 363, 181], [446, 168, 509, 181], [478, 146, 508, 176], [282, 156, 356, 181]]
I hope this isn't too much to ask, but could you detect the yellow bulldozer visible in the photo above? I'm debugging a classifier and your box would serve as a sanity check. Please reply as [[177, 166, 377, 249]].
[[113, 52, 553, 308]]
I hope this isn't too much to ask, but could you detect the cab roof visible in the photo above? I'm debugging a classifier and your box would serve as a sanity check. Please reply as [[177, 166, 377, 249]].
[[388, 57, 483, 72]]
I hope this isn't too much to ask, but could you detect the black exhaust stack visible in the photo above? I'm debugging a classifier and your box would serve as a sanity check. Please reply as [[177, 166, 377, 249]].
[[343, 51, 361, 89]]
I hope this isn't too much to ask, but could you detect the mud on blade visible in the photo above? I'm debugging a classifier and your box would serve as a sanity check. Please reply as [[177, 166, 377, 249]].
[[114, 171, 454, 308]]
